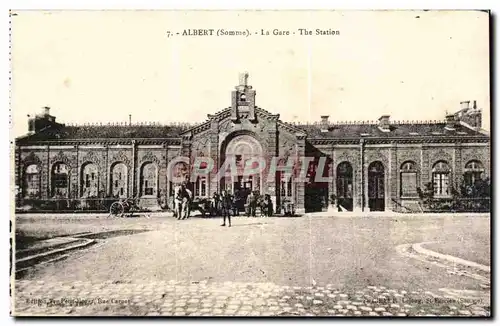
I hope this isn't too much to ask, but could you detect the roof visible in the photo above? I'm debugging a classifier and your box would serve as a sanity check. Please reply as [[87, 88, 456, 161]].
[[16, 115, 488, 144], [16, 124, 190, 142], [297, 122, 487, 139]]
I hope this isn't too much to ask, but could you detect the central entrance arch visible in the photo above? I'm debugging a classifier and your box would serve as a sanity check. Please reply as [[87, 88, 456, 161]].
[[220, 132, 264, 211]]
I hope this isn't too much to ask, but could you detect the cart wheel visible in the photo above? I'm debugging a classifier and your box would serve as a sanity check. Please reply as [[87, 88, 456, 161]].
[[110, 202, 124, 217]]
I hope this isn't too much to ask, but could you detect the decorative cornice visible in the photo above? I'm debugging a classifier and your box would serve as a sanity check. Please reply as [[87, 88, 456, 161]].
[[110, 150, 131, 167], [50, 151, 72, 166], [80, 151, 101, 165], [22, 152, 42, 166], [16, 138, 182, 146], [308, 136, 490, 145], [140, 151, 161, 165]]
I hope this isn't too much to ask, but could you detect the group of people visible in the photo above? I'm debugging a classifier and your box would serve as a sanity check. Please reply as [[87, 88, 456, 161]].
[[210, 190, 274, 227], [171, 183, 274, 227]]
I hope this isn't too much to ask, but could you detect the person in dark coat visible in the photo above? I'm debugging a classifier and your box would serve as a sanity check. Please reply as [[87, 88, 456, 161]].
[[220, 190, 232, 227], [246, 191, 257, 217], [211, 192, 220, 217]]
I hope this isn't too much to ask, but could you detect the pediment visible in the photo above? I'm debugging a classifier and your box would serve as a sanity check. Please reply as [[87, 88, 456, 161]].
[[181, 106, 306, 138]]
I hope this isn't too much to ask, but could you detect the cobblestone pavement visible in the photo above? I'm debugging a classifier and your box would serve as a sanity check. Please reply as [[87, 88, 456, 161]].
[[14, 280, 490, 317]]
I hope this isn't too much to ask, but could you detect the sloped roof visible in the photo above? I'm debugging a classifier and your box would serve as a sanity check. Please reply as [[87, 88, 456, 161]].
[[297, 122, 486, 139], [16, 111, 488, 143], [16, 124, 189, 142]]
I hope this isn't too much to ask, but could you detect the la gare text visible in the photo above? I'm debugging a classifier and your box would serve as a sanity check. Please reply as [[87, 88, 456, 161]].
[[169, 28, 340, 37]]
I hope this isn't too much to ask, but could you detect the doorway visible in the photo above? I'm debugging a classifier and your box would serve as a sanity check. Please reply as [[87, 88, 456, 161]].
[[368, 161, 385, 211], [336, 162, 353, 211]]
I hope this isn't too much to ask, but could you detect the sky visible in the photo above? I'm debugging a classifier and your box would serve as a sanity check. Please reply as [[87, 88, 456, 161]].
[[10, 10, 490, 137]]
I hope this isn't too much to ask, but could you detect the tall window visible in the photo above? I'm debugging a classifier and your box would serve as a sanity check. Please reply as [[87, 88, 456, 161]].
[[336, 162, 353, 199], [51, 163, 69, 197], [81, 163, 99, 198], [464, 160, 484, 189], [400, 161, 417, 197], [140, 162, 157, 197], [279, 172, 293, 197], [432, 161, 451, 197], [111, 163, 128, 198], [24, 164, 40, 199], [194, 176, 207, 197]]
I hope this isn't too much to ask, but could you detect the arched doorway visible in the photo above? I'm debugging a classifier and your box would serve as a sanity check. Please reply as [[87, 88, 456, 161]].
[[81, 162, 99, 198], [140, 162, 158, 197], [51, 162, 70, 198], [221, 133, 263, 212], [110, 162, 128, 198], [336, 161, 353, 211], [368, 161, 385, 211]]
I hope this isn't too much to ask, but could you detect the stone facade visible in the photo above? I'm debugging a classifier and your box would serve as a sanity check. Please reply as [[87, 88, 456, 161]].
[[15, 75, 490, 213]]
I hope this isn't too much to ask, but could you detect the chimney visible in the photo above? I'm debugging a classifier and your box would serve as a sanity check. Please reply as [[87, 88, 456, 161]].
[[320, 115, 329, 132], [27, 117, 35, 135], [43, 106, 50, 116], [456, 100, 482, 129], [460, 101, 470, 111], [378, 115, 391, 132], [445, 114, 458, 130]]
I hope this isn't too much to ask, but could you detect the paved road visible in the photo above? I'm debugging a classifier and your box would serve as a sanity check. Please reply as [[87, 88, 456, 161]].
[[13, 214, 491, 316]]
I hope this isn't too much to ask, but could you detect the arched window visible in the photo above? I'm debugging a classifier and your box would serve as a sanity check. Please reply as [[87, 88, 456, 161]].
[[140, 162, 157, 197], [51, 163, 70, 198], [111, 163, 128, 198], [464, 160, 484, 188], [432, 161, 451, 197], [24, 164, 40, 199], [400, 161, 417, 197], [81, 163, 99, 198]]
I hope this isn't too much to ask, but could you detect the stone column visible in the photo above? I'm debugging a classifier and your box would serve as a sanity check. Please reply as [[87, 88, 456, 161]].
[[266, 128, 278, 192], [295, 133, 306, 214], [209, 118, 219, 194], [160, 142, 169, 207], [44, 146, 50, 198], [328, 145, 335, 210], [354, 140, 364, 212], [70, 147, 78, 199], [75, 145, 80, 198], [15, 146, 21, 202], [105, 145, 110, 197], [388, 142, 398, 211], [131, 140, 137, 198], [454, 142, 462, 190], [421, 144, 430, 188]]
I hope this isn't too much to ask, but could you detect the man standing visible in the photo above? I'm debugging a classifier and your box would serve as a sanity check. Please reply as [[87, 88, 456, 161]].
[[184, 186, 192, 219], [220, 190, 232, 227], [246, 191, 257, 217]]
